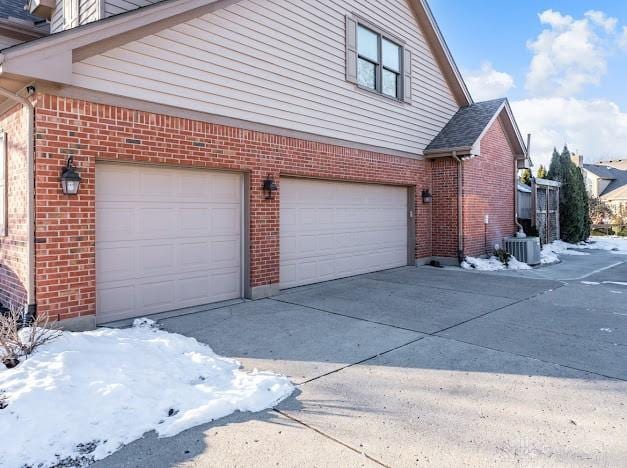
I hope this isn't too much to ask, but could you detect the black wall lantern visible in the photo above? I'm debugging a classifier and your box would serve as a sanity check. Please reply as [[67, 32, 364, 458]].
[[421, 189, 433, 204], [262, 174, 278, 199], [61, 156, 81, 195]]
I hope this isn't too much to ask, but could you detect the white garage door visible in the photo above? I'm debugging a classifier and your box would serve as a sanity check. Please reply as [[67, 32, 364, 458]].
[[96, 164, 242, 323], [280, 178, 408, 288]]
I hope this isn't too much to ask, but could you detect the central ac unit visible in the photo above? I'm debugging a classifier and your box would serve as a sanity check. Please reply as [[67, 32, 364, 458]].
[[503, 237, 541, 266]]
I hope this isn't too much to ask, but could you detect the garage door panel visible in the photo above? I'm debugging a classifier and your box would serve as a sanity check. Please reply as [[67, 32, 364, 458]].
[[280, 179, 408, 288], [97, 284, 135, 317], [97, 246, 136, 282], [141, 280, 176, 310], [97, 164, 242, 323], [180, 208, 211, 233], [213, 207, 241, 233], [96, 206, 134, 240]]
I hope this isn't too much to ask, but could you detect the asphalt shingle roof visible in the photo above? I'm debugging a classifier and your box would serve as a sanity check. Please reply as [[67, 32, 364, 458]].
[[0, 0, 40, 23], [601, 170, 627, 198], [583, 164, 616, 179], [584, 164, 627, 198], [425, 98, 506, 152]]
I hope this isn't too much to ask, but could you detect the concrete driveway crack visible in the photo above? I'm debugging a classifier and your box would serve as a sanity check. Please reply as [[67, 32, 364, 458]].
[[273, 408, 391, 468]]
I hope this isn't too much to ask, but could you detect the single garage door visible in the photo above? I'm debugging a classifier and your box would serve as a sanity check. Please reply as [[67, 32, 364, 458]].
[[280, 178, 408, 288], [96, 164, 242, 323]]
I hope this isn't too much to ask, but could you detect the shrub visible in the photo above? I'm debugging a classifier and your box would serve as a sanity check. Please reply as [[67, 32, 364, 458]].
[[0, 307, 61, 368], [494, 248, 511, 266]]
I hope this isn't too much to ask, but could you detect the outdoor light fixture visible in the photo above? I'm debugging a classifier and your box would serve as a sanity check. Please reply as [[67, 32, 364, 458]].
[[60, 156, 81, 195], [421, 189, 433, 204], [262, 175, 278, 200]]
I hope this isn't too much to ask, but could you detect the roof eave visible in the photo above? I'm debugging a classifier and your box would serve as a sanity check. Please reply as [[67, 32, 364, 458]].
[[423, 146, 473, 159], [0, 0, 232, 83]]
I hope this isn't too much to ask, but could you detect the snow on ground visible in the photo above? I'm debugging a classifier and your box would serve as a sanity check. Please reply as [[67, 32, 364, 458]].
[[541, 236, 627, 264], [579, 236, 627, 254], [0, 319, 294, 468], [541, 241, 589, 264], [461, 255, 531, 271]]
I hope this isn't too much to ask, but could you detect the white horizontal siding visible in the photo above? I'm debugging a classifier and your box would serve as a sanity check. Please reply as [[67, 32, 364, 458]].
[[50, 0, 64, 33], [104, 0, 162, 17], [72, 0, 459, 155]]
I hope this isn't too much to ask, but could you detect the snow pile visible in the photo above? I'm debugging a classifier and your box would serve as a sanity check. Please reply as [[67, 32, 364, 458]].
[[461, 255, 532, 271], [0, 319, 294, 468], [541, 240, 589, 264]]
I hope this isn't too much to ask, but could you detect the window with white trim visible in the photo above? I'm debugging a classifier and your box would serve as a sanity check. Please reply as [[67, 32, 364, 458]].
[[345, 16, 412, 103]]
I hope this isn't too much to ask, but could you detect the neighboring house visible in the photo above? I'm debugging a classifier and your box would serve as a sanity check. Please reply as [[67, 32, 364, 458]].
[[0, 0, 528, 329], [574, 155, 627, 215], [0, 0, 48, 50]]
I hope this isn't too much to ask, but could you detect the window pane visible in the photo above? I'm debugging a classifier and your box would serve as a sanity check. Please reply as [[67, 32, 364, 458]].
[[382, 69, 398, 97], [358, 25, 378, 62], [382, 38, 400, 71], [358, 58, 376, 89]]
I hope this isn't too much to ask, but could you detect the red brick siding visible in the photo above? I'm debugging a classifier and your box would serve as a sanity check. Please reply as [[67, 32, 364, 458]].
[[431, 157, 459, 258], [462, 118, 516, 257], [33, 94, 433, 321], [0, 104, 29, 310]]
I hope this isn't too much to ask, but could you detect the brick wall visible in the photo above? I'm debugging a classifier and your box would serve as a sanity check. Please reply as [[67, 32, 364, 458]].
[[431, 157, 459, 258], [0, 104, 29, 310], [462, 118, 516, 257], [33, 94, 434, 321]]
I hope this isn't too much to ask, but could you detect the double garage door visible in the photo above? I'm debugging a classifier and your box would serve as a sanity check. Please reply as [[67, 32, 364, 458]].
[[96, 164, 408, 323]]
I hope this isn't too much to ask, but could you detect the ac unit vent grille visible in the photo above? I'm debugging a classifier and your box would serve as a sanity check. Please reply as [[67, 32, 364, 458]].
[[503, 237, 541, 266]]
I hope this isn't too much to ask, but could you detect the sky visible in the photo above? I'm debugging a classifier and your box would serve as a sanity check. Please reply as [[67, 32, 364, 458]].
[[429, 0, 627, 171]]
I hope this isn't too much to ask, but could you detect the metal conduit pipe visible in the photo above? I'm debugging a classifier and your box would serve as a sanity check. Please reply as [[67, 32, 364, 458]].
[[451, 152, 464, 263]]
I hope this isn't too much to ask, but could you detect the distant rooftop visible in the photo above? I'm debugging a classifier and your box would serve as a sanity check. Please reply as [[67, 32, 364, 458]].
[[583, 163, 627, 199]]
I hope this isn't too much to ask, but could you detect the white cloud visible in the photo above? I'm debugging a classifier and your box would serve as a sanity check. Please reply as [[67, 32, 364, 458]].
[[538, 9, 573, 29], [584, 10, 617, 33], [464, 62, 515, 101], [525, 9, 616, 97], [511, 97, 627, 170]]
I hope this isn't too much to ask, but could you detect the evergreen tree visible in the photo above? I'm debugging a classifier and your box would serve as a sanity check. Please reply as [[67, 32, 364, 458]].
[[519, 168, 532, 186], [547, 147, 565, 183], [547, 146, 590, 242], [536, 165, 547, 179]]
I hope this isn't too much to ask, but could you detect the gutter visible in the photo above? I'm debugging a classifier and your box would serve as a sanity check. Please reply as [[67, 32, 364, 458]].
[[0, 85, 36, 317], [451, 152, 464, 263]]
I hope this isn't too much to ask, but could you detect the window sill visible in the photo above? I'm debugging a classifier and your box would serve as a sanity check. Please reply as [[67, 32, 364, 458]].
[[353, 83, 408, 105]]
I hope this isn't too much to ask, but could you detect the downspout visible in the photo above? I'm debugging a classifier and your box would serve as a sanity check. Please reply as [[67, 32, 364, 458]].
[[513, 134, 531, 238], [0, 84, 36, 317], [451, 152, 464, 263]]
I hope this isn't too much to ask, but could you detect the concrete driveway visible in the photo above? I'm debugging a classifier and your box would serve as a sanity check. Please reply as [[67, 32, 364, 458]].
[[96, 252, 627, 467]]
